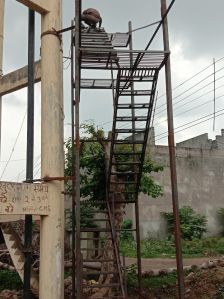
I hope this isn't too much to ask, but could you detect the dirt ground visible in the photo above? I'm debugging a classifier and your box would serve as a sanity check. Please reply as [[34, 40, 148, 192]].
[[130, 259, 224, 299], [2, 259, 224, 298]]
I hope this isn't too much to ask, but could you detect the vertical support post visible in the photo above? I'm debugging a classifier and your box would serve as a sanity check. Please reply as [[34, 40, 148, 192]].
[[128, 21, 142, 297], [160, 1, 185, 298], [71, 21, 76, 299], [39, 1, 64, 298], [75, 0, 81, 298], [213, 58, 216, 131], [24, 9, 35, 299], [0, 0, 5, 158]]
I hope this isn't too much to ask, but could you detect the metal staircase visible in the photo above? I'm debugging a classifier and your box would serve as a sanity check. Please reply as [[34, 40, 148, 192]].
[[72, 21, 168, 298], [1, 223, 39, 296]]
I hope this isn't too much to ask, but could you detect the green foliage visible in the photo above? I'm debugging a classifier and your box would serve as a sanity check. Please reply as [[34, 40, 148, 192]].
[[163, 206, 207, 240], [217, 208, 224, 235], [0, 270, 22, 291], [125, 263, 138, 289], [121, 237, 224, 258], [65, 124, 106, 203], [64, 122, 164, 227], [140, 158, 163, 198], [120, 219, 134, 241]]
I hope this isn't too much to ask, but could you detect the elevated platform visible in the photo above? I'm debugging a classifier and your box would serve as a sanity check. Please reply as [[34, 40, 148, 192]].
[[80, 48, 169, 70]]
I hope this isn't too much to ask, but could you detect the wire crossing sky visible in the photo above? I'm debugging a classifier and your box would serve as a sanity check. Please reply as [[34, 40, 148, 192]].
[[1, 0, 224, 181]]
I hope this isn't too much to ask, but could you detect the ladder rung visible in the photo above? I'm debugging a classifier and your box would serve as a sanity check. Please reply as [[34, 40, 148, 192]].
[[119, 90, 152, 96], [109, 191, 137, 194], [112, 161, 141, 165], [117, 103, 150, 109], [113, 151, 142, 155], [81, 218, 109, 222], [114, 128, 146, 133], [111, 172, 139, 175], [110, 181, 136, 184], [116, 116, 148, 122], [114, 140, 144, 144], [108, 200, 136, 204]]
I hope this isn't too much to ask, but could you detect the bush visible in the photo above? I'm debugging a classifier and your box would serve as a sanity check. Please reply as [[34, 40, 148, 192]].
[[120, 219, 134, 241], [163, 206, 207, 240], [217, 208, 224, 235], [0, 270, 22, 291]]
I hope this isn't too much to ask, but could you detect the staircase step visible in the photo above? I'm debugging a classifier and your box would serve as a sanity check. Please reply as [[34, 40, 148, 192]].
[[112, 161, 141, 165], [114, 140, 144, 144], [82, 218, 109, 222], [116, 116, 148, 122], [119, 90, 152, 96], [113, 151, 142, 155], [117, 103, 150, 109], [110, 181, 136, 184], [114, 128, 146, 133], [111, 171, 139, 175]]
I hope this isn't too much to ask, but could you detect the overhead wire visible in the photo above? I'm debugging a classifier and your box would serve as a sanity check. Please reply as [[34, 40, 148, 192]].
[[98, 56, 224, 131], [156, 107, 224, 139], [155, 111, 224, 142], [0, 111, 27, 180]]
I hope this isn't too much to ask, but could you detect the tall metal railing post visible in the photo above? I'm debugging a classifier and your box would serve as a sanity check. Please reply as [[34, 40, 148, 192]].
[[160, 1, 185, 298], [24, 9, 35, 299], [129, 21, 142, 297], [75, 0, 82, 298]]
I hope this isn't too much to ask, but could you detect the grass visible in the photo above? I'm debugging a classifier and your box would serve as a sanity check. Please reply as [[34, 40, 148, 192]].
[[142, 272, 177, 288], [0, 270, 23, 291], [120, 237, 224, 258]]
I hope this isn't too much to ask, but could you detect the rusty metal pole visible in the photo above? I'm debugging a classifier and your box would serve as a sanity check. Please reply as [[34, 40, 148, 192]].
[[160, 1, 185, 298], [24, 9, 35, 299], [39, 1, 64, 298], [129, 21, 142, 297], [71, 20, 76, 299], [0, 0, 5, 158], [75, 0, 82, 298]]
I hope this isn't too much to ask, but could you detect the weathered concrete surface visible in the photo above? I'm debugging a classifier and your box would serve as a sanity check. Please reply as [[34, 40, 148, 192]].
[[0, 60, 41, 96], [126, 146, 224, 239], [16, 0, 50, 13]]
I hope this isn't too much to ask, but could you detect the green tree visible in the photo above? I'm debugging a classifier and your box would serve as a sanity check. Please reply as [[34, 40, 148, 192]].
[[65, 123, 163, 205], [64, 123, 163, 297]]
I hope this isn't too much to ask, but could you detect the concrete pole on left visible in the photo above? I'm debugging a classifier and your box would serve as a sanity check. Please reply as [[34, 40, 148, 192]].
[[39, 1, 64, 299], [0, 0, 5, 158]]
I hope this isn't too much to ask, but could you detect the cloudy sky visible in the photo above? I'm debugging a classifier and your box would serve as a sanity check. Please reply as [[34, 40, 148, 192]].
[[1, 0, 224, 181]]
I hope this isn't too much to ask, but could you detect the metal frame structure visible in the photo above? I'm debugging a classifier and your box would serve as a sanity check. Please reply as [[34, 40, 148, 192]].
[[71, 0, 185, 298], [0, 0, 185, 298]]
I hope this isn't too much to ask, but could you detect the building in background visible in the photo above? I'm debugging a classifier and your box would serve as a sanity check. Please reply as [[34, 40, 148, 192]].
[[126, 129, 224, 239]]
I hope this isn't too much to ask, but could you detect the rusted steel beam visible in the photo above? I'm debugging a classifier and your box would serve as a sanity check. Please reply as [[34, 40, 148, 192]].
[[0, 60, 41, 96], [161, 0, 185, 298]]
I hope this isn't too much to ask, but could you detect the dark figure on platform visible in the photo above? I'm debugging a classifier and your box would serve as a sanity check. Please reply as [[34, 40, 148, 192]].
[[81, 8, 102, 29]]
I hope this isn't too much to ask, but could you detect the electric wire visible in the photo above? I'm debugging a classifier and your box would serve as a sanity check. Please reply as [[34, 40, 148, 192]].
[[0, 111, 27, 180], [155, 111, 224, 142], [156, 107, 224, 139]]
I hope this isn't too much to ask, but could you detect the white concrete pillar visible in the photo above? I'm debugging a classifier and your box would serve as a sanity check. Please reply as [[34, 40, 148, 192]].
[[39, 1, 64, 298], [0, 0, 5, 158]]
